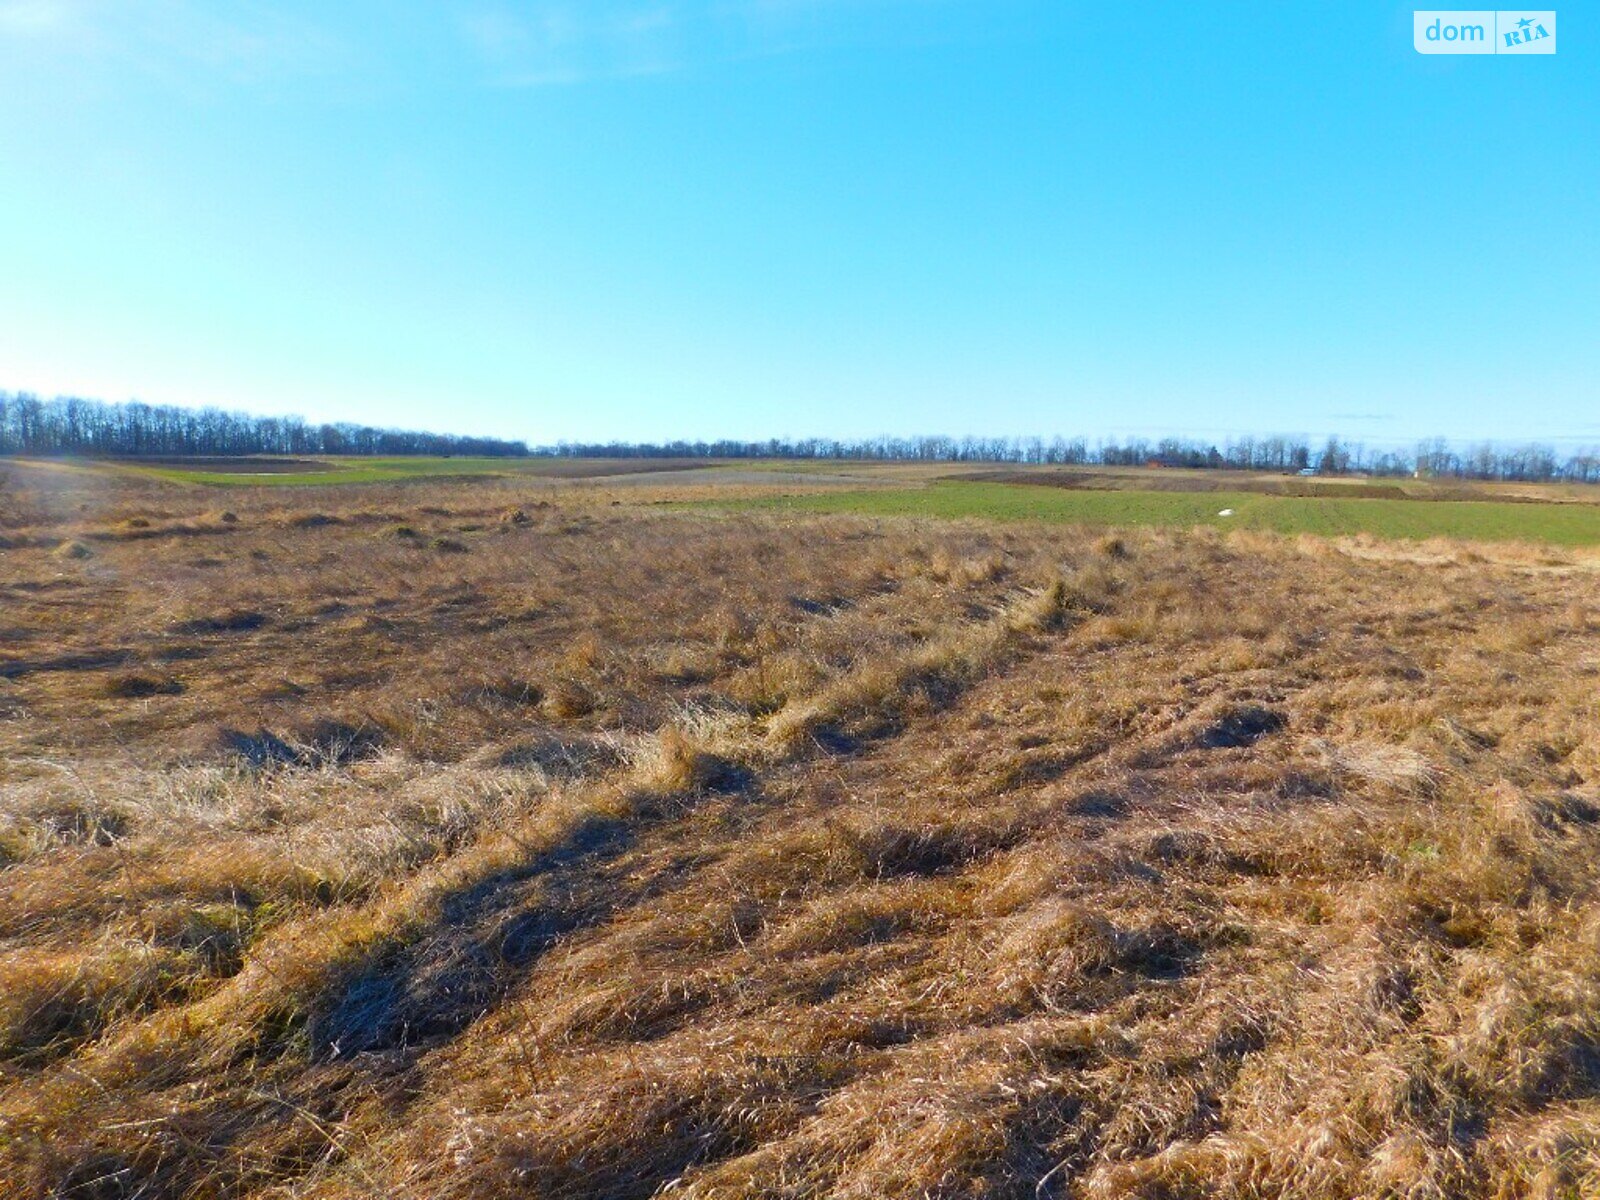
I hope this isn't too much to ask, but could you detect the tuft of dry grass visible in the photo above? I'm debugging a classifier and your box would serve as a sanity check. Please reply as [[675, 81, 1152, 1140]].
[[3, 468, 1600, 1199], [102, 672, 184, 699]]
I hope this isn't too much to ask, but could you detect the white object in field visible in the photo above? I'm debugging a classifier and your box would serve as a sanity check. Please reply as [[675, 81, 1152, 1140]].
[[1217, 509, 1235, 517]]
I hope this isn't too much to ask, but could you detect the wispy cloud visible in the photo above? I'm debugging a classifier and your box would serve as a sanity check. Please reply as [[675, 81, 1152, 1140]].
[[457, 0, 959, 87], [0, 0, 341, 85], [1, 1, 957, 92], [0, 0, 85, 38], [460, 4, 687, 86]]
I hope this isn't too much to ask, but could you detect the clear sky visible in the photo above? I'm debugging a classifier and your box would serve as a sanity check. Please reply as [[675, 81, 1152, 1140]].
[[0, 2, 1595, 447]]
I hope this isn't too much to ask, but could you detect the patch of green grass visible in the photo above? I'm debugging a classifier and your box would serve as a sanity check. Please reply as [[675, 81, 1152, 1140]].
[[718, 482, 1600, 546], [127, 457, 538, 487]]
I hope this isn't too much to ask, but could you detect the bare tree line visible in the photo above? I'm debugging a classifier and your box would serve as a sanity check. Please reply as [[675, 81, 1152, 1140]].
[[546, 433, 1600, 484], [5, 391, 1599, 483], [0, 392, 528, 459]]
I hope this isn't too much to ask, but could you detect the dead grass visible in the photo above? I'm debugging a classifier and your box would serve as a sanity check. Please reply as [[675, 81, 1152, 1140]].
[[1, 468, 1599, 1198]]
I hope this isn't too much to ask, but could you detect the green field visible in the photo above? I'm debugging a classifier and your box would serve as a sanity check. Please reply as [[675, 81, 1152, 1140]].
[[124, 456, 543, 486], [32, 455, 1600, 546], [728, 481, 1600, 546]]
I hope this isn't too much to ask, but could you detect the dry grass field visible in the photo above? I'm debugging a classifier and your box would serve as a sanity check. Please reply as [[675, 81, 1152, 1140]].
[[4, 460, 1600, 1199]]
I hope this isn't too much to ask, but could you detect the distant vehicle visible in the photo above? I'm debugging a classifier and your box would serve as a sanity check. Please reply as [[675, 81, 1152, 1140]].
[[1298, 468, 1318, 476]]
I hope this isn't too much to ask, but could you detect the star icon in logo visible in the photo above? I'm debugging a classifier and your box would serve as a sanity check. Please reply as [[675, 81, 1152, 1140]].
[[1517, 16, 1534, 28]]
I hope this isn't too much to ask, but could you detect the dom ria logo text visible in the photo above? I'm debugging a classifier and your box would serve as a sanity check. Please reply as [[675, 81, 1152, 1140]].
[[1414, 11, 1556, 54], [1501, 14, 1551, 46]]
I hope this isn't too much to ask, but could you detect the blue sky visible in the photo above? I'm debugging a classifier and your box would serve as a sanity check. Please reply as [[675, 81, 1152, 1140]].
[[0, 2, 1595, 447]]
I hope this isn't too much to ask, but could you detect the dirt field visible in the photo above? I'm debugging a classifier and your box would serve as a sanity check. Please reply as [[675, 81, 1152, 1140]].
[[3, 464, 1600, 1198], [111, 457, 342, 475]]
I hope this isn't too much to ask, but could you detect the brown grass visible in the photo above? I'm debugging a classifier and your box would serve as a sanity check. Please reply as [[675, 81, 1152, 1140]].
[[2, 465, 1599, 1198]]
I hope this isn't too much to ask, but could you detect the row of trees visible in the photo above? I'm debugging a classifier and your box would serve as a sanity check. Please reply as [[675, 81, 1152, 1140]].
[[5, 391, 1598, 484], [544, 434, 1600, 484], [0, 392, 529, 459]]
